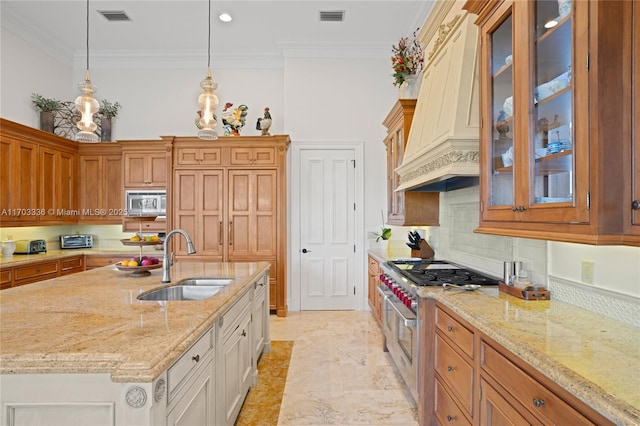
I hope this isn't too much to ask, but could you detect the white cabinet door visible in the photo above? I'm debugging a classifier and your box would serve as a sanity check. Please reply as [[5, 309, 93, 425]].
[[221, 306, 252, 426], [166, 359, 215, 426]]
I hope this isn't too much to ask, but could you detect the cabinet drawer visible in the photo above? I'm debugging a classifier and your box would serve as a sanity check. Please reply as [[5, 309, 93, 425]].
[[0, 269, 12, 289], [167, 328, 215, 403], [85, 255, 130, 268], [122, 217, 166, 233], [220, 289, 252, 341], [60, 256, 84, 275], [436, 307, 474, 358], [481, 341, 593, 425], [435, 378, 472, 426], [13, 260, 59, 283], [367, 256, 380, 274], [435, 333, 474, 416]]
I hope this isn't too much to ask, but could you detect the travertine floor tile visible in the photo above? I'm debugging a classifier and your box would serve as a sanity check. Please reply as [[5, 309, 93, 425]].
[[271, 311, 418, 426]]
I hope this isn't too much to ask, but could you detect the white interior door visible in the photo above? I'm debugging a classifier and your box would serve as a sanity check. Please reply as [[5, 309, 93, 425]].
[[299, 148, 356, 310]]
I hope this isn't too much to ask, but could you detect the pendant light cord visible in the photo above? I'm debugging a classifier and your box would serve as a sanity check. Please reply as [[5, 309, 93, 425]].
[[207, 0, 211, 68], [85, 0, 90, 72]]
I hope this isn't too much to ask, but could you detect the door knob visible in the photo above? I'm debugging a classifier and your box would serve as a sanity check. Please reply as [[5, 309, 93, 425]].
[[302, 248, 311, 253]]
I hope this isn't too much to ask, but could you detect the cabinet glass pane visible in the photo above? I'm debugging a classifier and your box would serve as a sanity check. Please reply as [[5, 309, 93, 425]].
[[532, 0, 573, 204], [490, 13, 514, 207]]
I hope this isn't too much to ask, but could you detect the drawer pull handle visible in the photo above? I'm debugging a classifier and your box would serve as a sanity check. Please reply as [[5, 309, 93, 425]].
[[447, 415, 455, 422], [192, 354, 200, 363], [533, 397, 545, 407], [447, 326, 454, 332], [447, 366, 454, 372]]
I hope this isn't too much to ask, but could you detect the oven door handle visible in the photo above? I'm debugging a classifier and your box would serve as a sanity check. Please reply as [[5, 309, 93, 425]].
[[387, 298, 417, 327]]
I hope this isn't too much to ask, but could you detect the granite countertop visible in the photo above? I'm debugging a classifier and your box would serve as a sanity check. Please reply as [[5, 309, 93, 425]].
[[0, 261, 270, 382], [0, 248, 161, 268], [369, 249, 639, 425], [417, 286, 640, 425]]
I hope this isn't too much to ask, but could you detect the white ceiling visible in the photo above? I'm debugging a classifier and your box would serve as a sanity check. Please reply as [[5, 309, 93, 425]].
[[1, 1, 434, 69]]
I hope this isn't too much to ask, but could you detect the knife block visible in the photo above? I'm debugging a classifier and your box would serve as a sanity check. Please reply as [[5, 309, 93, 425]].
[[411, 240, 435, 260]]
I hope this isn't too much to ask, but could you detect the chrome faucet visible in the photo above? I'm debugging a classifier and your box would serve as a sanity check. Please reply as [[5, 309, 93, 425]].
[[162, 229, 197, 283]]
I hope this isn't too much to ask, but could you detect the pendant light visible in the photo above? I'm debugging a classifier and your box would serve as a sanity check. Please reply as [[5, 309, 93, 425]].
[[197, 0, 219, 140], [74, 0, 99, 142]]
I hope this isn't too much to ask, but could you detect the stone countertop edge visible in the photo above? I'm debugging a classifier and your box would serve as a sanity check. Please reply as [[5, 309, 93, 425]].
[[417, 288, 640, 426], [0, 261, 270, 383]]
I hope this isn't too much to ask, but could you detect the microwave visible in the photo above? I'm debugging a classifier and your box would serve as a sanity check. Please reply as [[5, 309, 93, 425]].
[[125, 190, 166, 217]]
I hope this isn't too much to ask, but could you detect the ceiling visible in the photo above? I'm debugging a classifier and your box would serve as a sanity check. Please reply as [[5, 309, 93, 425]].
[[1, 1, 434, 69]]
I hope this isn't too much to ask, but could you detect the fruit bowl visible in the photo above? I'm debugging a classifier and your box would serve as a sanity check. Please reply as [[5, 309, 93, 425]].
[[115, 261, 162, 277], [120, 238, 161, 246]]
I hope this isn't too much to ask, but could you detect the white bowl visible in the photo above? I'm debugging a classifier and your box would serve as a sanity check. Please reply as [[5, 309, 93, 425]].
[[535, 71, 570, 101]]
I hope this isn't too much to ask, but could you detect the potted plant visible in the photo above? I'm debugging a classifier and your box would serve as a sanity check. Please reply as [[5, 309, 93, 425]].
[[391, 28, 424, 98], [374, 210, 392, 250], [31, 93, 62, 133], [98, 99, 122, 141]]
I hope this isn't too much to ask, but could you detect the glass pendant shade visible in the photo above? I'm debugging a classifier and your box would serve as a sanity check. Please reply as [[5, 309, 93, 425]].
[[197, 69, 219, 140], [75, 76, 99, 143]]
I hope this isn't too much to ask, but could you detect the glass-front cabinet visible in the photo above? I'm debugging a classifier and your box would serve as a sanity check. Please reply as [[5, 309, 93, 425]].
[[480, 0, 588, 225], [458, 0, 640, 246]]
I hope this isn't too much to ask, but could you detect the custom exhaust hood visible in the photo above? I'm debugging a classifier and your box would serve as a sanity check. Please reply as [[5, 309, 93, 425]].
[[396, 3, 480, 192]]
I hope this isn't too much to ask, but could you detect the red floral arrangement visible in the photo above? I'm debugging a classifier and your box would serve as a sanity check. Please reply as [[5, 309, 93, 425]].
[[391, 28, 424, 86]]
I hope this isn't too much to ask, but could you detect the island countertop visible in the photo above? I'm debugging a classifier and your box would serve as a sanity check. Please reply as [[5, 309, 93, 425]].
[[417, 286, 640, 426], [0, 261, 270, 382]]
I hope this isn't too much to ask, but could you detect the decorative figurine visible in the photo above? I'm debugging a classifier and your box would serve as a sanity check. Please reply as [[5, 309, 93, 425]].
[[256, 107, 272, 136], [222, 102, 248, 136]]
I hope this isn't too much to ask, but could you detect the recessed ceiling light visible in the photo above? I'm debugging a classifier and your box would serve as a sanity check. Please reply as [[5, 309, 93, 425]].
[[219, 13, 232, 23]]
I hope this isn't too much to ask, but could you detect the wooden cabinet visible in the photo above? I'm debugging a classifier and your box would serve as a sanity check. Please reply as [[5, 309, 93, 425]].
[[0, 119, 77, 225], [38, 145, 78, 223], [383, 100, 439, 226], [173, 169, 224, 259], [85, 254, 130, 269], [480, 339, 606, 425], [0, 255, 86, 289], [419, 302, 614, 426], [433, 306, 475, 424], [122, 150, 168, 188], [383, 100, 440, 226], [625, 2, 640, 245], [78, 144, 123, 224], [171, 136, 290, 316], [466, 0, 629, 244], [367, 255, 382, 324]]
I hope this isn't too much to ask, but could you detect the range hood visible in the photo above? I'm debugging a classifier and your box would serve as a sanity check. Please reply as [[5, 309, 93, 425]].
[[396, 3, 480, 192]]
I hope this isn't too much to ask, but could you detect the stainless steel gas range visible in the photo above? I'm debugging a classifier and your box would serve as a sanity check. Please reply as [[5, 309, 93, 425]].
[[377, 259, 500, 402]]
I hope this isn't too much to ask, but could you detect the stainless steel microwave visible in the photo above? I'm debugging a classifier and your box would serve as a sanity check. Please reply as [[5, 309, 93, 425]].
[[125, 190, 166, 217]]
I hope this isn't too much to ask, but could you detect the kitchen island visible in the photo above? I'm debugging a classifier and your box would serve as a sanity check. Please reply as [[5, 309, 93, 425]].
[[0, 260, 271, 425]]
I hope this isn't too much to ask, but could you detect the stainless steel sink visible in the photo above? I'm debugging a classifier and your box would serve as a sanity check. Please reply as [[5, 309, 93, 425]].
[[138, 285, 225, 301], [177, 277, 234, 286], [137, 277, 234, 301]]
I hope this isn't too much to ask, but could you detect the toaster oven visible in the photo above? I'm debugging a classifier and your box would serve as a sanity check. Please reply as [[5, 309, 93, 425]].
[[60, 234, 93, 249]]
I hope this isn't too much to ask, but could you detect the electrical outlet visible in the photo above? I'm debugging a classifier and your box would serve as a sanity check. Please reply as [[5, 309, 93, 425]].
[[581, 260, 594, 285]]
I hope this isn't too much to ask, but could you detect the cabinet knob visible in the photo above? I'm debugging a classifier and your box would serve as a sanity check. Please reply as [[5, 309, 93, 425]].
[[533, 397, 545, 407], [192, 354, 200, 363], [241, 329, 247, 337], [447, 415, 455, 422], [632, 200, 640, 210], [447, 326, 454, 332], [517, 205, 527, 212], [512, 206, 518, 212], [447, 366, 454, 372]]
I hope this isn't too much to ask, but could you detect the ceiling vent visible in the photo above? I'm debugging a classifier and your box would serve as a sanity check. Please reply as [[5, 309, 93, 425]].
[[98, 10, 131, 22], [319, 10, 345, 22]]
